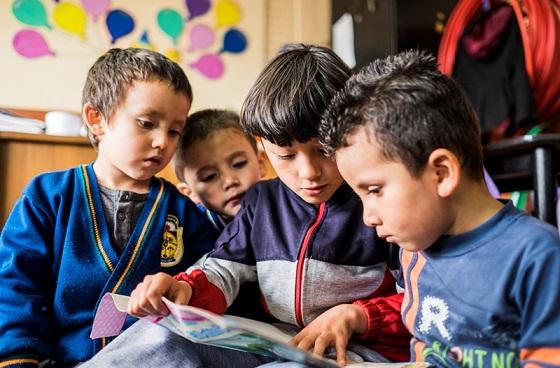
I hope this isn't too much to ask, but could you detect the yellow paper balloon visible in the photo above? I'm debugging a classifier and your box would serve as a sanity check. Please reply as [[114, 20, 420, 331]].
[[165, 49, 181, 63], [53, 2, 87, 39], [132, 42, 156, 52], [215, 0, 241, 28]]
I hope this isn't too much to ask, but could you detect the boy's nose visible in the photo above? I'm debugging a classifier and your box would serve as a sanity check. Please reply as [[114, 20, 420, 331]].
[[363, 206, 381, 228], [222, 171, 240, 189], [297, 157, 321, 180], [152, 131, 168, 150]]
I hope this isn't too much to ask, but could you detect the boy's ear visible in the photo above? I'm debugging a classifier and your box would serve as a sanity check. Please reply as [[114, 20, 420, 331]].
[[257, 150, 268, 178], [176, 182, 202, 205], [82, 102, 105, 138], [428, 148, 461, 198]]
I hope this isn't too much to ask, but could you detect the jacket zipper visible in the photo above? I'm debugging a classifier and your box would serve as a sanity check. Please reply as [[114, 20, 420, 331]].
[[294, 202, 327, 327]]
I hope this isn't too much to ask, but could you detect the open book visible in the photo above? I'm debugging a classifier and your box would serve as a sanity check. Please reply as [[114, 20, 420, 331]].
[[91, 293, 427, 368]]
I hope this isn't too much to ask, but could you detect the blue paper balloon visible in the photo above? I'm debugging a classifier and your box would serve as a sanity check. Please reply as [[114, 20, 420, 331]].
[[106, 9, 135, 44], [221, 28, 247, 53]]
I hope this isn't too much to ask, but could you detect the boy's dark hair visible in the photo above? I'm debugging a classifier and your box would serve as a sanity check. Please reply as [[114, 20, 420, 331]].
[[320, 50, 484, 180], [240, 43, 352, 146], [173, 109, 257, 182], [82, 48, 192, 148]]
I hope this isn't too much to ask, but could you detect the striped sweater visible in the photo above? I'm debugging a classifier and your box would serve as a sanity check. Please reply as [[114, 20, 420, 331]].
[[176, 178, 411, 361]]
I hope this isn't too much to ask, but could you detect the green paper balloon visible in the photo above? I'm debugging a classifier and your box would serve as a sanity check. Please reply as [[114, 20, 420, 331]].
[[12, 0, 51, 29], [157, 8, 184, 44]]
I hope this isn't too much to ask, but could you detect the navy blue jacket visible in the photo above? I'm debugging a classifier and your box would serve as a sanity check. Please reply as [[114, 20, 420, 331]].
[[179, 178, 410, 361]]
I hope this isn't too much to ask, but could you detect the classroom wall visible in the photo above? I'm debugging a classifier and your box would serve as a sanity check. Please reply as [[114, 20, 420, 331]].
[[0, 0, 330, 184], [0, 0, 267, 113]]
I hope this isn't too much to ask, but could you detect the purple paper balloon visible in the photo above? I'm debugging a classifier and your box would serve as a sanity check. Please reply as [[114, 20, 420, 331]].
[[13, 29, 55, 58], [190, 54, 224, 79], [188, 24, 214, 51], [186, 0, 210, 19], [81, 0, 110, 22]]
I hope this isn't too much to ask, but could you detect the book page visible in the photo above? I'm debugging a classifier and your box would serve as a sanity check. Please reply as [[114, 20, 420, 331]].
[[94, 294, 428, 368]]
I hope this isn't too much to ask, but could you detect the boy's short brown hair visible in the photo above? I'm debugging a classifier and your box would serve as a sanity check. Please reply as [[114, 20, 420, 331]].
[[82, 48, 192, 147], [320, 50, 484, 180]]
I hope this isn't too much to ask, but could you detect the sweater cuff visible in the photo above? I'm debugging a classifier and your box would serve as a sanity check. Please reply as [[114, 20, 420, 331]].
[[173, 270, 227, 314], [353, 299, 382, 340]]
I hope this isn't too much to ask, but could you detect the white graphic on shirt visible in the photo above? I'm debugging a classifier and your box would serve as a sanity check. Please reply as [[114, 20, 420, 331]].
[[418, 296, 450, 340]]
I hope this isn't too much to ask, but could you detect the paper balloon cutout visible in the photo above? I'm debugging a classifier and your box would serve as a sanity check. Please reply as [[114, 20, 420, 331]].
[[165, 49, 181, 63], [157, 9, 184, 45], [215, 0, 242, 28], [188, 24, 214, 51], [132, 30, 155, 51], [186, 0, 210, 19], [81, 0, 110, 22], [12, 0, 51, 29], [106, 9, 135, 44], [140, 29, 150, 44], [190, 54, 224, 79], [13, 29, 55, 58], [53, 2, 87, 39], [221, 28, 246, 53]]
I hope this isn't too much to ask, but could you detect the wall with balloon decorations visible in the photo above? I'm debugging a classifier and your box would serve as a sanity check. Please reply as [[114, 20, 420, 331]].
[[0, 0, 266, 113]]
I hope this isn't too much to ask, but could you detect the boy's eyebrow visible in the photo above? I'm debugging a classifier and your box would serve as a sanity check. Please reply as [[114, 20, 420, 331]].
[[136, 109, 186, 126]]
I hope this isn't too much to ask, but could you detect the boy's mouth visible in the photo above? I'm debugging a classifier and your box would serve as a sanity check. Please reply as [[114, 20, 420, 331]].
[[377, 233, 396, 243], [301, 184, 327, 196], [144, 156, 161, 165], [226, 193, 244, 205]]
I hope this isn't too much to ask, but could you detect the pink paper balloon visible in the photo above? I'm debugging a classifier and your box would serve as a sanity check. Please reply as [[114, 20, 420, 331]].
[[81, 0, 110, 22], [188, 24, 214, 51], [13, 29, 55, 58], [190, 54, 224, 79]]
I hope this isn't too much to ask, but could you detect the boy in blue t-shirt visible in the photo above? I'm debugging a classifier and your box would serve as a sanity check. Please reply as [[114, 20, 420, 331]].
[[320, 50, 560, 366], [0, 48, 218, 367], [172, 109, 265, 232]]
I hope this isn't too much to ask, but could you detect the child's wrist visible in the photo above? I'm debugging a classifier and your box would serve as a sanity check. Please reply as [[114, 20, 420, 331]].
[[344, 304, 368, 334]]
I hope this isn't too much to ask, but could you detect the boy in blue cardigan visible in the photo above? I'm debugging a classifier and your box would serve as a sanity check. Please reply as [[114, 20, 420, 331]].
[[320, 50, 560, 366], [0, 48, 218, 367]]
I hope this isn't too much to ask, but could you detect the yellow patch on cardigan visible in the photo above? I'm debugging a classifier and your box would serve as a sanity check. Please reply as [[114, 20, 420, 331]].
[[161, 214, 184, 267]]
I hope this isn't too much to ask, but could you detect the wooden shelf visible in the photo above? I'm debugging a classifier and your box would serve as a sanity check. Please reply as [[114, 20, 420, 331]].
[[0, 131, 92, 145], [0, 131, 97, 228]]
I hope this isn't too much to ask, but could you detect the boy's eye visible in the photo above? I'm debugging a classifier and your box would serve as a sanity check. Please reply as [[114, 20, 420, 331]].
[[137, 119, 154, 128], [169, 129, 181, 137], [277, 154, 295, 161], [199, 173, 218, 182], [232, 160, 248, 169], [367, 186, 381, 195]]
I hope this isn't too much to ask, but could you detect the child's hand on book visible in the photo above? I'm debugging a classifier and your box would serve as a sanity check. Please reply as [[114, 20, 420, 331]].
[[289, 303, 368, 366], [128, 272, 193, 317]]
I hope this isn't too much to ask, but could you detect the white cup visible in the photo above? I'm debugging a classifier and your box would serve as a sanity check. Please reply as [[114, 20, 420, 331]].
[[45, 111, 83, 136]]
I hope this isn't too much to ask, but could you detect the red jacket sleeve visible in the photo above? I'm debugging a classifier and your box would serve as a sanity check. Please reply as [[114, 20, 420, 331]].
[[173, 270, 227, 314], [352, 269, 412, 362]]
